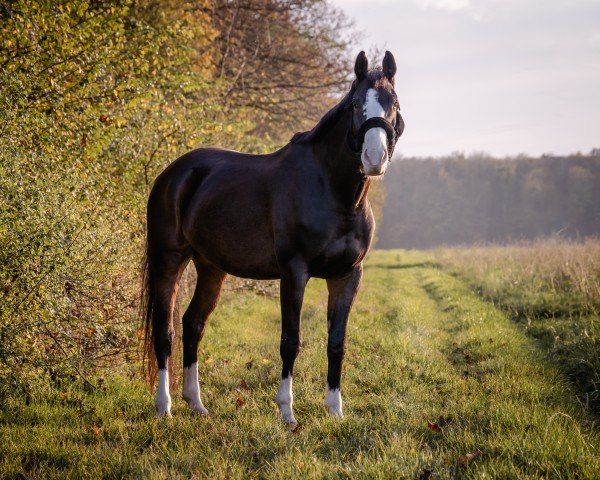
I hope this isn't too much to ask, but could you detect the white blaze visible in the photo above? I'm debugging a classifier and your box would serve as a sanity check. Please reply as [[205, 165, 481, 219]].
[[156, 369, 172, 418], [182, 362, 209, 415], [363, 88, 385, 119], [275, 375, 297, 425], [361, 88, 389, 176]]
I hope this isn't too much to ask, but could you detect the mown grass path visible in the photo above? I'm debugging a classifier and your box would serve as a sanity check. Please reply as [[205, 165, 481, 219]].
[[1, 251, 599, 478]]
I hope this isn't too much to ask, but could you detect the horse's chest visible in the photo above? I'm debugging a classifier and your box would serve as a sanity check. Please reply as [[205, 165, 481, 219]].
[[308, 222, 370, 277], [326, 232, 363, 262]]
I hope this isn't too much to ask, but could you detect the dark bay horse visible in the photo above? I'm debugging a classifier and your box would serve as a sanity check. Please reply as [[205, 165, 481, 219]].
[[143, 51, 404, 423]]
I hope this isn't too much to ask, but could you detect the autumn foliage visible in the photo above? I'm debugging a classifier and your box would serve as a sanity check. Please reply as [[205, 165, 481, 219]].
[[0, 0, 354, 394]]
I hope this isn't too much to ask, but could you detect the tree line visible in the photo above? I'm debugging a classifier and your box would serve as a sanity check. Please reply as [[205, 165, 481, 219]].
[[378, 151, 600, 249]]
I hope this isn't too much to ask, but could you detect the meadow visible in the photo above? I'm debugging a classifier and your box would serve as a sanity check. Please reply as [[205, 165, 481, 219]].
[[1, 245, 599, 479], [435, 239, 600, 414], [3, 3, 599, 479]]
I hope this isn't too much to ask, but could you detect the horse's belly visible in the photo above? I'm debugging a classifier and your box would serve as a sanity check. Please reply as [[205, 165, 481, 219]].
[[183, 190, 280, 279], [190, 224, 279, 278]]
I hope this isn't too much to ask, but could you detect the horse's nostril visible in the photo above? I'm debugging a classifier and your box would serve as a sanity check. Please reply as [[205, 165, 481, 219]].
[[364, 149, 386, 166]]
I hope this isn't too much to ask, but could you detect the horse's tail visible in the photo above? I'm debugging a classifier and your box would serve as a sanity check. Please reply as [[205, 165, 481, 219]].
[[141, 239, 182, 390], [141, 240, 157, 388]]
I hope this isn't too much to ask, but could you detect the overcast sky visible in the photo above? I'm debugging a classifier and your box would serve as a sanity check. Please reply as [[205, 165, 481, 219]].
[[331, 0, 600, 157]]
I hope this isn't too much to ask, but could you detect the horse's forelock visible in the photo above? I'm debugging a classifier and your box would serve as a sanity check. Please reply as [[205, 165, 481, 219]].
[[366, 68, 391, 90]]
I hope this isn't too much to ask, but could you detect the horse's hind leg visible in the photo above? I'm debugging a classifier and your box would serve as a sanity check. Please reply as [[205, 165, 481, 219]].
[[182, 260, 226, 415], [150, 250, 190, 418]]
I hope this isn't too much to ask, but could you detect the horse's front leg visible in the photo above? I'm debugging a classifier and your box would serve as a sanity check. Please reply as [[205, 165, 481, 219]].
[[324, 264, 363, 418], [275, 257, 309, 426]]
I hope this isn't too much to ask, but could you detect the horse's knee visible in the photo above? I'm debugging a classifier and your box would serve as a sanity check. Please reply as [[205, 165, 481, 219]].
[[280, 333, 300, 359], [327, 340, 345, 360]]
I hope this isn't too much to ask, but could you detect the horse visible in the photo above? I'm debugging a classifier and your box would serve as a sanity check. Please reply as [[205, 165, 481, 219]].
[[142, 50, 404, 424]]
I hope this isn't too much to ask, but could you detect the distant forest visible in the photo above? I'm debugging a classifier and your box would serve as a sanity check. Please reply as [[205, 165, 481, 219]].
[[378, 151, 600, 249]]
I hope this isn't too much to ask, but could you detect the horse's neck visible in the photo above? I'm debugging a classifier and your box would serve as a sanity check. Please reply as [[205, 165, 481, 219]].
[[314, 115, 370, 209]]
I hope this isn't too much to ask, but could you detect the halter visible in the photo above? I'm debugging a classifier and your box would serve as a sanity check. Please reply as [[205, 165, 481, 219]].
[[345, 109, 405, 159]]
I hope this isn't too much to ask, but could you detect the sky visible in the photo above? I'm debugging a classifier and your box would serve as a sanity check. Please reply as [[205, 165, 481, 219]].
[[331, 0, 600, 157]]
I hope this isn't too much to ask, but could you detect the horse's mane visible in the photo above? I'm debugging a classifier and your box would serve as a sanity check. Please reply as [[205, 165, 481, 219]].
[[290, 84, 355, 145]]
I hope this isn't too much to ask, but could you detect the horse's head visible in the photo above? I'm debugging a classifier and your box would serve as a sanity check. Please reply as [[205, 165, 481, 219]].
[[349, 51, 404, 176]]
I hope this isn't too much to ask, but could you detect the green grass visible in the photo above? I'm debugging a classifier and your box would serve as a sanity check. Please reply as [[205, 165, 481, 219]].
[[434, 241, 600, 414], [1, 250, 599, 478]]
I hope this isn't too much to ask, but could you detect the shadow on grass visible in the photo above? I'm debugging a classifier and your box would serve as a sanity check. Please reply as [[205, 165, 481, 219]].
[[422, 269, 600, 419], [512, 312, 600, 416], [365, 262, 441, 270]]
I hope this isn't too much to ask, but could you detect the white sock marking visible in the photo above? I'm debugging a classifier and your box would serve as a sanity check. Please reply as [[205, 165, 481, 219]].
[[182, 362, 209, 415], [325, 385, 343, 418], [156, 369, 172, 418], [275, 375, 297, 425]]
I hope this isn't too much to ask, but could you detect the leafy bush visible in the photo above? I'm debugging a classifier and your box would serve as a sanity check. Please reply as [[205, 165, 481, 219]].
[[0, 0, 356, 396]]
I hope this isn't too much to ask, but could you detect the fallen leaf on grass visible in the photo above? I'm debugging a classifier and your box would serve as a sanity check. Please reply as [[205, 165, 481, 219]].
[[458, 451, 480, 467], [437, 416, 451, 427], [427, 421, 441, 432], [235, 396, 245, 408], [238, 379, 250, 390]]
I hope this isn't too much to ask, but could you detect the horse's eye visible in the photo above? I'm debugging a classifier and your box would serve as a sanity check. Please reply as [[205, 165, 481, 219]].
[[352, 100, 359, 110]]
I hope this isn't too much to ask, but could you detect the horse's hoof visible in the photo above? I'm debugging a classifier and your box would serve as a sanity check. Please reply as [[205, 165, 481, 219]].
[[282, 413, 298, 427], [325, 388, 343, 418], [188, 402, 209, 416], [183, 394, 209, 415], [326, 407, 344, 419], [277, 401, 297, 426], [156, 396, 172, 419]]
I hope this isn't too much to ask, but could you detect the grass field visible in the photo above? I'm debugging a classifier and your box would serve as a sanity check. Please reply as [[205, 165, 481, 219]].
[[435, 240, 600, 414], [1, 249, 599, 479]]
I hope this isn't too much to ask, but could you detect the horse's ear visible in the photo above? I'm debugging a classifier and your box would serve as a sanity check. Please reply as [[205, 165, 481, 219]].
[[354, 51, 368, 82], [382, 51, 396, 84]]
